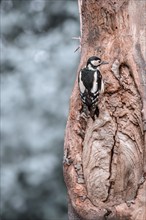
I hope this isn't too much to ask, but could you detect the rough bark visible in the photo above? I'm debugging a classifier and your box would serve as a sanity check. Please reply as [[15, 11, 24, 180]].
[[63, 0, 146, 219]]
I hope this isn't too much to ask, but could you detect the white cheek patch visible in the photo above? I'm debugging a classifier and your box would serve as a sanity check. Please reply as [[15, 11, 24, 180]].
[[88, 64, 94, 70], [79, 71, 85, 93], [91, 60, 100, 66], [91, 72, 97, 93]]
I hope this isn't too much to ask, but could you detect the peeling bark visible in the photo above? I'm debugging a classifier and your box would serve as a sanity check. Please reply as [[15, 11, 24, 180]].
[[63, 0, 146, 219]]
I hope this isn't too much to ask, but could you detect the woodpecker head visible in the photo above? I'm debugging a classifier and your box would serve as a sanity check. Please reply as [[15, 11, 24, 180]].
[[86, 56, 108, 70]]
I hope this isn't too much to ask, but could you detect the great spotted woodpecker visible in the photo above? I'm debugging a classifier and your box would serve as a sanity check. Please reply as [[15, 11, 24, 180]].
[[78, 56, 108, 120]]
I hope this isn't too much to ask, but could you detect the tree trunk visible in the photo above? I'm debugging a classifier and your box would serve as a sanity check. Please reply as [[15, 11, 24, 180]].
[[63, 0, 146, 219]]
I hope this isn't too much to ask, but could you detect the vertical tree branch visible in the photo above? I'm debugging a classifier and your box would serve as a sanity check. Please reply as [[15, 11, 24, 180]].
[[64, 1, 146, 219]]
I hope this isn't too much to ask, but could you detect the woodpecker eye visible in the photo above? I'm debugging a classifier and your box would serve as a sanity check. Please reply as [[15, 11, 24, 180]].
[[91, 59, 101, 66]]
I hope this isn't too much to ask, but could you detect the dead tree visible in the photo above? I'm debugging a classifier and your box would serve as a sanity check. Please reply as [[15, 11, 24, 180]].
[[63, 0, 146, 219]]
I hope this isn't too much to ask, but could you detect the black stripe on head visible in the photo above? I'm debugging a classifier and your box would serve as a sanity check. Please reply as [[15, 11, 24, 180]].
[[87, 56, 101, 68]]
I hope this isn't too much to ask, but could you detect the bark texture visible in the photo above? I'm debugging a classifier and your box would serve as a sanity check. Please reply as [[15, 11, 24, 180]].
[[64, 0, 146, 219]]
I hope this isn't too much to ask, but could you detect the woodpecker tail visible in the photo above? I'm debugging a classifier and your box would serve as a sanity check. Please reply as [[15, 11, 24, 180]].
[[89, 106, 99, 120], [95, 106, 99, 117]]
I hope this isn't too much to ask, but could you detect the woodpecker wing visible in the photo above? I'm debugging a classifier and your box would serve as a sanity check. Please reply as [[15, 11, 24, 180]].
[[79, 68, 94, 91], [78, 68, 102, 107]]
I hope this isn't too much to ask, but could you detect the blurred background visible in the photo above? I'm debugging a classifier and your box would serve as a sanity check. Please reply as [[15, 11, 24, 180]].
[[1, 0, 80, 219]]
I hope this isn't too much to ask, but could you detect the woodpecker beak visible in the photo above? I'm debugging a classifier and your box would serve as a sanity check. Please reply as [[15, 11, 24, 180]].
[[101, 61, 109, 65]]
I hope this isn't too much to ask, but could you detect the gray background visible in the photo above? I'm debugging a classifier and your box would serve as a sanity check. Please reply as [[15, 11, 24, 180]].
[[1, 0, 80, 219]]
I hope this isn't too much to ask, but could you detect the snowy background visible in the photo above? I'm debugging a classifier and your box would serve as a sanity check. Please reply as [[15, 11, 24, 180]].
[[1, 0, 80, 219]]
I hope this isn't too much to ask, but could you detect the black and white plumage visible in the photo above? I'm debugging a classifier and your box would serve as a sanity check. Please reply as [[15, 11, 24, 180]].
[[78, 56, 108, 120]]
